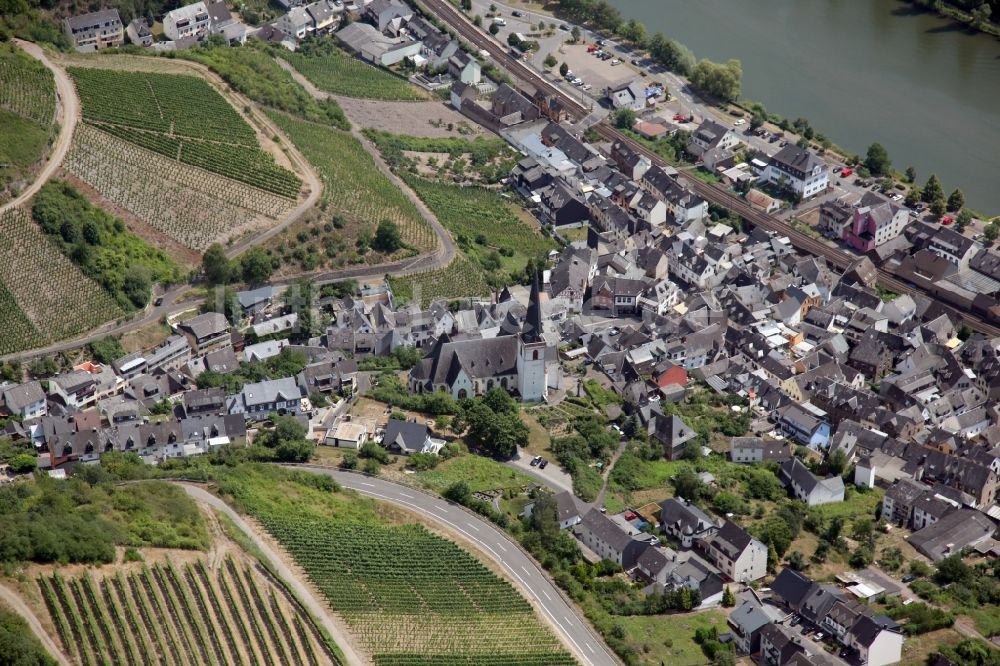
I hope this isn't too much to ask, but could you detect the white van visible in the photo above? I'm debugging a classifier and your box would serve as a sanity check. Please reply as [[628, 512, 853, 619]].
[[492, 17, 507, 26]]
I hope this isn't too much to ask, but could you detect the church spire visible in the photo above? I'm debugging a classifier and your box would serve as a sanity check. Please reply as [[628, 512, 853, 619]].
[[522, 272, 543, 344]]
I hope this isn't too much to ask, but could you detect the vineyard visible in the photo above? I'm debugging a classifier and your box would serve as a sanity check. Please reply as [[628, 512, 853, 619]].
[[66, 124, 294, 251], [266, 111, 436, 270], [67, 67, 301, 198], [0, 208, 123, 353], [0, 43, 56, 125], [284, 43, 429, 101], [388, 255, 491, 307], [402, 175, 555, 277], [218, 467, 577, 666], [0, 43, 56, 202], [37, 558, 331, 666]]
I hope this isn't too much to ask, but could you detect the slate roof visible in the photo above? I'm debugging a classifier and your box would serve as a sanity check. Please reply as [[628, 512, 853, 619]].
[[2, 381, 45, 412], [771, 568, 814, 610], [706, 520, 758, 561], [382, 419, 429, 454], [239, 377, 301, 408], [909, 508, 995, 561], [181, 312, 229, 341]]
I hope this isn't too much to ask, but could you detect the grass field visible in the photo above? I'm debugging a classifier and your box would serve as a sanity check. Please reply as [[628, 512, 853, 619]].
[[285, 43, 428, 101], [0, 42, 55, 201], [0, 207, 123, 354], [68, 67, 301, 198], [38, 558, 330, 666], [402, 175, 555, 275], [266, 111, 436, 272], [413, 455, 533, 494], [615, 611, 727, 666], [214, 464, 576, 666], [388, 255, 491, 307]]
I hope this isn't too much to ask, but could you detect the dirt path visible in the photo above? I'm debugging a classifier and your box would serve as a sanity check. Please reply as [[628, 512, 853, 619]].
[[175, 483, 369, 666], [0, 40, 78, 218], [0, 583, 72, 666]]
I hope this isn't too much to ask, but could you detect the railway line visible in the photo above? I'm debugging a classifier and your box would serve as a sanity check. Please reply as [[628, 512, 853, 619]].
[[419, 0, 1000, 336]]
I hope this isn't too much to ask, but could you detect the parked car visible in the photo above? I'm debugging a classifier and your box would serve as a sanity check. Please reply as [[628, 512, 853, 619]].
[[596, 39, 606, 46], [610, 59, 622, 65], [539, 459, 549, 469], [559, 23, 569, 31], [833, 166, 842, 173], [581, 84, 592, 91], [790, 615, 801, 626], [572, 77, 583, 85], [587, 45, 598, 53], [901, 574, 917, 583], [840, 168, 853, 177], [530, 455, 542, 467], [631, 58, 642, 65], [154, 296, 164, 306], [511, 10, 524, 17], [492, 17, 506, 25], [733, 118, 746, 126]]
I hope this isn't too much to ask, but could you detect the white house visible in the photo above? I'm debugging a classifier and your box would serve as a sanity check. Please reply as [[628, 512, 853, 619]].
[[331, 420, 367, 449], [163, 1, 211, 40], [606, 80, 647, 112], [1, 381, 47, 420], [700, 521, 767, 582], [779, 458, 845, 506], [847, 616, 904, 666], [760, 144, 829, 199]]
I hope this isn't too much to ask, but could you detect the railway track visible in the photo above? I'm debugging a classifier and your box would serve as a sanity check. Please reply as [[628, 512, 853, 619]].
[[420, 0, 1000, 336]]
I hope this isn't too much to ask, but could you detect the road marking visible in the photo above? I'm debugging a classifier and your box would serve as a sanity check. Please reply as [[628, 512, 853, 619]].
[[466, 523, 479, 532], [496, 543, 506, 552], [542, 589, 552, 601], [399, 492, 414, 499], [522, 566, 532, 576], [587, 643, 595, 654], [359, 482, 376, 487]]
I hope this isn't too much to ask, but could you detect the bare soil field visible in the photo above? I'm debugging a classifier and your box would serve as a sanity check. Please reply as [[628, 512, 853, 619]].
[[334, 95, 485, 137]]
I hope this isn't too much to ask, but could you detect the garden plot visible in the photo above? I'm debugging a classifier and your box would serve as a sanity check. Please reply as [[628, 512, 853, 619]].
[[0, 208, 122, 351], [65, 124, 294, 252]]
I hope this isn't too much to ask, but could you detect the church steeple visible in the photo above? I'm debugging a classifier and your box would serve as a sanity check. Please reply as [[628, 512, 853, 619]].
[[521, 272, 543, 344]]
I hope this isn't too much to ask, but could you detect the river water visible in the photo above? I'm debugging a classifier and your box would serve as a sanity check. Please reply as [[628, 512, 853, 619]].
[[606, 0, 1000, 214]]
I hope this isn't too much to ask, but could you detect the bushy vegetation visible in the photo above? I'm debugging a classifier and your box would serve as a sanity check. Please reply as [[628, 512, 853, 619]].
[[365, 129, 516, 184], [195, 347, 309, 394], [0, 42, 55, 200], [31, 181, 183, 309], [552, 414, 618, 502], [286, 38, 428, 101], [0, 604, 56, 666], [180, 40, 350, 130], [388, 256, 491, 307], [0, 473, 208, 564]]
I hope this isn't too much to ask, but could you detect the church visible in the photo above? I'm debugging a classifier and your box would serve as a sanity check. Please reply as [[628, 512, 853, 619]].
[[408, 276, 552, 402]]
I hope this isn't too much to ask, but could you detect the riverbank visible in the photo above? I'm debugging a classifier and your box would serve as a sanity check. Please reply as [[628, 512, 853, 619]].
[[906, 0, 1000, 39]]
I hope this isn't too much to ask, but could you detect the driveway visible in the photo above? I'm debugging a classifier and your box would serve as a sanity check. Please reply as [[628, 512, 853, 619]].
[[509, 448, 574, 494], [292, 466, 621, 666]]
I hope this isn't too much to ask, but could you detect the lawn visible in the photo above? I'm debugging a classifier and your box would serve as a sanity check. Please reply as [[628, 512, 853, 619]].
[[414, 454, 533, 494], [285, 42, 429, 101], [807, 486, 884, 521], [615, 610, 728, 666], [898, 627, 963, 665], [0, 109, 50, 178]]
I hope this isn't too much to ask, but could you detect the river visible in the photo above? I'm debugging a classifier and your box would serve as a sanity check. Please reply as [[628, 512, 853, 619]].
[[605, 0, 1000, 214]]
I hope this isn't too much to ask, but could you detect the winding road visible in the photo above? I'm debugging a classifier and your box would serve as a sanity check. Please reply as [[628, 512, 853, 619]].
[[0, 582, 72, 666], [0, 40, 78, 218], [289, 466, 622, 666]]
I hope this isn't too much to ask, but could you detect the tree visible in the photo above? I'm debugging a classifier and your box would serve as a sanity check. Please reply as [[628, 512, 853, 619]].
[[750, 108, 767, 130], [957, 209, 974, 232], [863, 142, 892, 176], [570, 25, 581, 42], [985, 221, 1000, 243], [240, 246, 272, 286], [767, 543, 779, 573], [930, 197, 947, 217], [904, 166, 917, 183], [8, 453, 36, 474], [544, 53, 557, 68], [256, 415, 314, 462], [826, 449, 848, 476], [460, 0, 471, 9], [721, 586, 736, 607], [672, 468, 704, 501], [689, 58, 742, 102], [850, 545, 874, 568], [923, 174, 944, 203], [787, 550, 807, 571], [488, 22, 499, 35], [373, 220, 403, 253], [614, 107, 636, 129], [904, 188, 922, 208], [972, 3, 992, 30], [88, 337, 124, 364], [947, 188, 965, 212], [202, 243, 232, 285], [559, 62, 569, 77]]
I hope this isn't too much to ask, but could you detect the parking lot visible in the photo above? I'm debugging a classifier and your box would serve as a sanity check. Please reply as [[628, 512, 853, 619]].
[[552, 43, 635, 94]]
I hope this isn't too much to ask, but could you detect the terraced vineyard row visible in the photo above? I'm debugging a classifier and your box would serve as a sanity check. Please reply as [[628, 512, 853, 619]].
[[254, 513, 576, 665], [388, 255, 491, 307], [66, 124, 294, 251], [0, 43, 56, 125], [68, 66, 257, 145], [284, 46, 429, 101], [0, 208, 123, 352], [266, 110, 437, 252], [67, 66, 301, 198], [38, 559, 330, 666]]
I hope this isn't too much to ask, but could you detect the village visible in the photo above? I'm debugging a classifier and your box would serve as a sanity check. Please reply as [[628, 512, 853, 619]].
[[7, 0, 1000, 665]]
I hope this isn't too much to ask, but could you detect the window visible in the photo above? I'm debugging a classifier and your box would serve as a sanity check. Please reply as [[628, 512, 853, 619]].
[[532, 349, 539, 361]]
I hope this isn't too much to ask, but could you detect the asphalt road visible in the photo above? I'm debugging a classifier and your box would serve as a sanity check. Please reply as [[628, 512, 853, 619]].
[[292, 466, 621, 666]]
